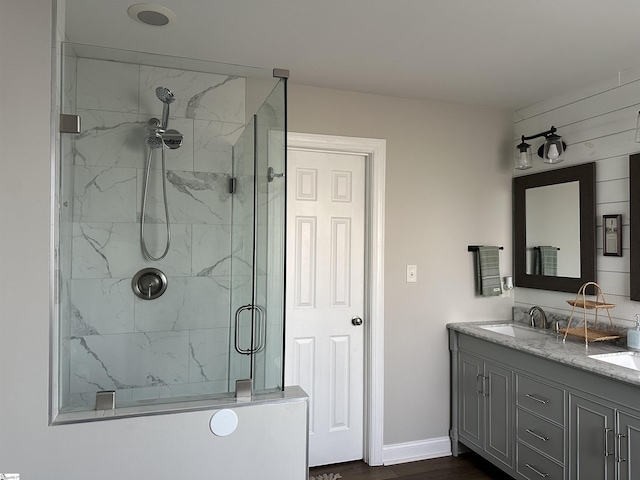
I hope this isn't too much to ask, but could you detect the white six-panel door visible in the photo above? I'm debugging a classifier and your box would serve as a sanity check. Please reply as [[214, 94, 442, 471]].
[[285, 148, 365, 467]]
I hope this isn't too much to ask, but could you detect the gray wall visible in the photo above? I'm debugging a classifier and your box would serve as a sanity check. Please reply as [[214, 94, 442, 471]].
[[288, 85, 514, 447], [1, 1, 518, 475]]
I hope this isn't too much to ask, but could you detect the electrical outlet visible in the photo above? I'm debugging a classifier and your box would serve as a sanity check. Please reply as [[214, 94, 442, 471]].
[[406, 265, 417, 283]]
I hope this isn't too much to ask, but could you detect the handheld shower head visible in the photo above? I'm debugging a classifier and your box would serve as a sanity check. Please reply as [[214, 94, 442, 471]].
[[155, 86, 174, 129], [155, 86, 175, 104]]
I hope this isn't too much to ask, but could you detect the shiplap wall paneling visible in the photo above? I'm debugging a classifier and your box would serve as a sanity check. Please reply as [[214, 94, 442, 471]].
[[513, 66, 640, 329]]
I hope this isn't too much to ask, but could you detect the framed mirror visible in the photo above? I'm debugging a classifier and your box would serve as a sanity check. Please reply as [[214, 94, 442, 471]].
[[629, 153, 640, 300], [514, 162, 596, 293]]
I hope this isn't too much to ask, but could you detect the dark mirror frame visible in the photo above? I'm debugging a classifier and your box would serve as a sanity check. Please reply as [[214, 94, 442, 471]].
[[629, 153, 640, 300], [513, 162, 596, 293]]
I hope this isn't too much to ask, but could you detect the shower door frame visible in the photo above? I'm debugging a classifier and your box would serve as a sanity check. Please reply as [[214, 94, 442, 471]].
[[287, 132, 386, 466]]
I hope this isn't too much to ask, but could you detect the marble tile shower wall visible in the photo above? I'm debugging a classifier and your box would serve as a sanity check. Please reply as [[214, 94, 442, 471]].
[[63, 58, 247, 408]]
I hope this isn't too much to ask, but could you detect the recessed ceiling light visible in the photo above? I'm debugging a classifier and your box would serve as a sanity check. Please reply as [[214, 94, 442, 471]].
[[127, 3, 176, 27]]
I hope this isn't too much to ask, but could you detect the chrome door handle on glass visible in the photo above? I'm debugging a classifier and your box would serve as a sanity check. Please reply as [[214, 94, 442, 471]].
[[352, 316, 363, 326], [234, 304, 266, 355]]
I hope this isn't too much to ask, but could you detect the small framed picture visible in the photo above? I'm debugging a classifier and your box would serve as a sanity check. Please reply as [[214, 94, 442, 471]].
[[603, 214, 622, 256]]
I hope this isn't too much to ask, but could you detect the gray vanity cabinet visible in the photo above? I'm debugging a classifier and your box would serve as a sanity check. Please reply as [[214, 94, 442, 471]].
[[458, 352, 513, 469], [516, 374, 566, 479], [450, 328, 640, 480], [569, 394, 616, 479], [570, 395, 640, 480], [617, 411, 640, 480]]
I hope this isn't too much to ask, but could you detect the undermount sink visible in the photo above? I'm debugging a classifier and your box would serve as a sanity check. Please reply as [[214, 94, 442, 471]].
[[589, 352, 640, 371], [479, 324, 549, 339]]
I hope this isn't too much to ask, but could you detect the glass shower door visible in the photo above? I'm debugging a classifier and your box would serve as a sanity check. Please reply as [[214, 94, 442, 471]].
[[229, 79, 286, 394], [229, 116, 256, 389], [252, 80, 286, 392]]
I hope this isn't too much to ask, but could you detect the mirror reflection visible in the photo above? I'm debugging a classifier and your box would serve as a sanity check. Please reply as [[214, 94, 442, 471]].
[[525, 181, 580, 277]]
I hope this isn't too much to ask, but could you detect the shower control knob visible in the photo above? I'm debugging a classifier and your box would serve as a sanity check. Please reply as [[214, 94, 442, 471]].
[[132, 268, 168, 300], [351, 316, 363, 326]]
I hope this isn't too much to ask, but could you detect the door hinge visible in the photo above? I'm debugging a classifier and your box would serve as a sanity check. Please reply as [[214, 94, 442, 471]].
[[60, 114, 81, 134], [229, 176, 237, 194]]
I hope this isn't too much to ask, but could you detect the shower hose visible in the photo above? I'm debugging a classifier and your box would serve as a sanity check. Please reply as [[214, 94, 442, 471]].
[[140, 145, 171, 261]]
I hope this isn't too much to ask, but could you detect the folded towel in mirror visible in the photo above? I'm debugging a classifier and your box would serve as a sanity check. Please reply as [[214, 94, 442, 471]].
[[535, 246, 558, 276]]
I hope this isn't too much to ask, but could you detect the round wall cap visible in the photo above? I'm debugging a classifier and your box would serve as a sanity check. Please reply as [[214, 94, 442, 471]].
[[209, 409, 238, 437]]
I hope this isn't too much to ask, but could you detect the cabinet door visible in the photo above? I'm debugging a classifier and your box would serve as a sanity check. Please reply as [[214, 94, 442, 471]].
[[617, 411, 640, 480], [569, 394, 616, 480], [485, 361, 513, 468], [459, 352, 484, 449]]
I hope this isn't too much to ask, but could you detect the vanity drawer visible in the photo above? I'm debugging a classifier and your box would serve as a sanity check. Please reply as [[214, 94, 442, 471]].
[[517, 408, 564, 464], [517, 442, 564, 480], [516, 374, 564, 425]]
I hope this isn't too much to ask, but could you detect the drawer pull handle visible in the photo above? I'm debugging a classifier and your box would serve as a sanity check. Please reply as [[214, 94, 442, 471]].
[[617, 433, 627, 463], [604, 428, 614, 457], [476, 374, 488, 396], [525, 393, 549, 404], [525, 463, 549, 478], [526, 428, 549, 442]]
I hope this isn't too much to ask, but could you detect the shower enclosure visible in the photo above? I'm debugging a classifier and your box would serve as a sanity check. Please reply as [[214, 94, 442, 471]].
[[53, 43, 286, 418]]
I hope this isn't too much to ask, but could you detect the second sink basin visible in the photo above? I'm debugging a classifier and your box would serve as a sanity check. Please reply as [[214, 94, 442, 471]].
[[480, 324, 549, 339], [589, 352, 640, 371]]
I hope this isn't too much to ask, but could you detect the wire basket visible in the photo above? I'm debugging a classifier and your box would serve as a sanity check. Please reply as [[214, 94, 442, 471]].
[[560, 282, 621, 345]]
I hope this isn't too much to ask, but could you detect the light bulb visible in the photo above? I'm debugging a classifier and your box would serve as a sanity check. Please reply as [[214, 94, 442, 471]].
[[515, 144, 532, 170], [547, 143, 559, 160], [516, 152, 530, 170]]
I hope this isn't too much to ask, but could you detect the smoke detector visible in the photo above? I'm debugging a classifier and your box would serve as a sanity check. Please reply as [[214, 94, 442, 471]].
[[128, 4, 176, 26]]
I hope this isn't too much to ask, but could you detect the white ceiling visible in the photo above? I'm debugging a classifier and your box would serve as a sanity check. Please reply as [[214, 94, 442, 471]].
[[64, 0, 640, 110]]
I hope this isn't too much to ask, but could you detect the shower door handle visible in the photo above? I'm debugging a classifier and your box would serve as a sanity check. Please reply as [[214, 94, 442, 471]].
[[234, 305, 252, 354], [234, 304, 266, 355]]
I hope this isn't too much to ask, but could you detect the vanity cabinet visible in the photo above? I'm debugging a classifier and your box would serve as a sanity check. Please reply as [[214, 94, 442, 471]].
[[458, 352, 513, 468], [516, 374, 566, 479], [570, 394, 615, 479], [617, 411, 640, 480], [449, 329, 640, 480], [570, 394, 640, 480]]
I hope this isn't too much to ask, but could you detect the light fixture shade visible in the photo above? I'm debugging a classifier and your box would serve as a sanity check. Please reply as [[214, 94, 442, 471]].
[[542, 133, 564, 164], [635, 110, 640, 143], [515, 141, 533, 170]]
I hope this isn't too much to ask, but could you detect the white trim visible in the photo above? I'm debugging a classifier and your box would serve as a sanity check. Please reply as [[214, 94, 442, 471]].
[[382, 437, 452, 466], [287, 132, 386, 466]]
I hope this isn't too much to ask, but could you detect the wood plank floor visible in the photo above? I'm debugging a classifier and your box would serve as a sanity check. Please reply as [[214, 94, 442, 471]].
[[309, 453, 514, 479]]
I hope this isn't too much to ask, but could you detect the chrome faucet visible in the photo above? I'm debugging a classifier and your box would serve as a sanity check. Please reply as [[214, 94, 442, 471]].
[[528, 306, 548, 329]]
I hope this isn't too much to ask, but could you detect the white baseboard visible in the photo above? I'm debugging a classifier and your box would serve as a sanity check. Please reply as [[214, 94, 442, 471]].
[[382, 436, 452, 465]]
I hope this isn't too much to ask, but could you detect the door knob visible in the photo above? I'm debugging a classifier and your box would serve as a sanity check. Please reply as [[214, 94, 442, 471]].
[[351, 316, 363, 326]]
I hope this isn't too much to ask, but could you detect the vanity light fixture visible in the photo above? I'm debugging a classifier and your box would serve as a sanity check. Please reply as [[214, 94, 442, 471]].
[[515, 126, 567, 170]]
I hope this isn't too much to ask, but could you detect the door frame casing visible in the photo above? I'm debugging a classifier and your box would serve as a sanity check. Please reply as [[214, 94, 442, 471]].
[[287, 132, 385, 466]]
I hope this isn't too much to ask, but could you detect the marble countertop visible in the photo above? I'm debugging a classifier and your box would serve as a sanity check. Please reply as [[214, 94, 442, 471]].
[[447, 320, 640, 388]]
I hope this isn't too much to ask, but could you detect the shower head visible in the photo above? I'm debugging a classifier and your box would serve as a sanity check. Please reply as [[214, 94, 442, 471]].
[[145, 133, 164, 149], [155, 86, 175, 104], [155, 86, 175, 129]]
